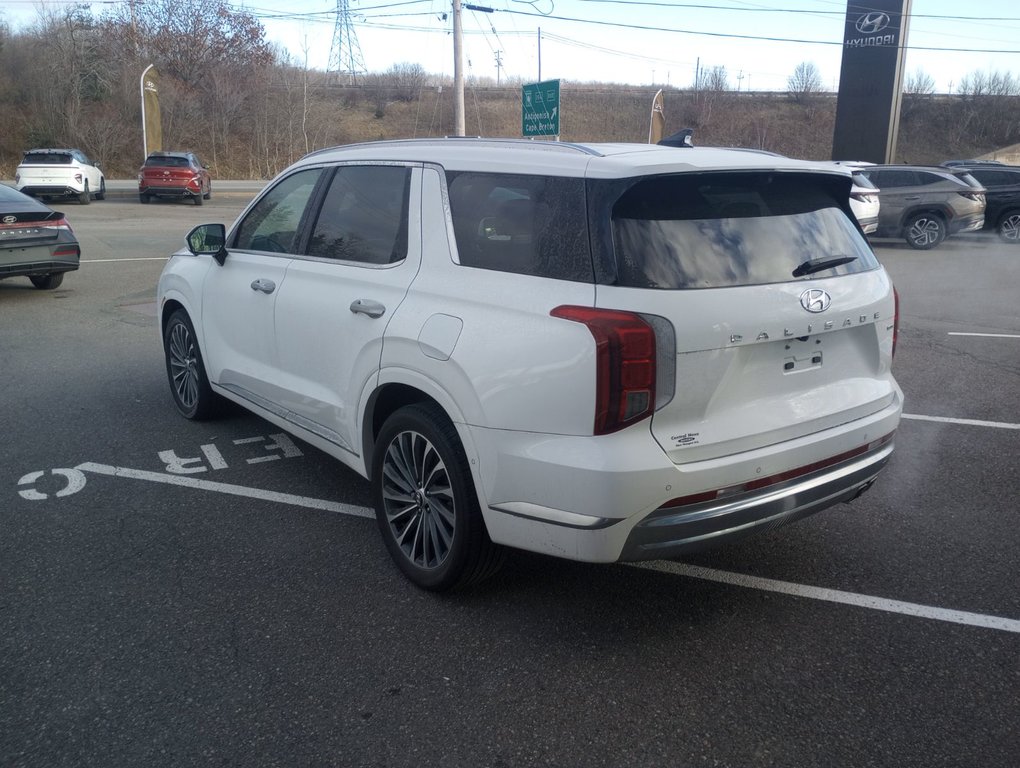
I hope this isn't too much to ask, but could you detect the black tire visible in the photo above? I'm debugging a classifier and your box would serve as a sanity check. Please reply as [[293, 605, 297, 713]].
[[96, 178, 106, 200], [139, 193, 151, 204], [203, 183, 212, 200], [163, 309, 220, 420], [997, 212, 1020, 243], [78, 181, 90, 205], [904, 213, 944, 250], [30, 272, 64, 290], [372, 403, 505, 591], [193, 191, 204, 206]]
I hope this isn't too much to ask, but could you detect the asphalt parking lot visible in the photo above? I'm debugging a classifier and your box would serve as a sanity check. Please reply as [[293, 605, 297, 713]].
[[2, 190, 1018, 767]]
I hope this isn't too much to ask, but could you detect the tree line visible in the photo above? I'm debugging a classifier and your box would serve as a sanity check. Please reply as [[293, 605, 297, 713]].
[[2, 0, 1018, 179]]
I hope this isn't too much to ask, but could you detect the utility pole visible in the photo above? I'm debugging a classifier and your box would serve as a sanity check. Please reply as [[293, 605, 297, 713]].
[[495, 50, 503, 85], [537, 27, 541, 81], [453, 0, 465, 136]]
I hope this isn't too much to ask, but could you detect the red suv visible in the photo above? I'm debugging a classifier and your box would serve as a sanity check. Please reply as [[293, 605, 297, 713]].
[[138, 151, 211, 205]]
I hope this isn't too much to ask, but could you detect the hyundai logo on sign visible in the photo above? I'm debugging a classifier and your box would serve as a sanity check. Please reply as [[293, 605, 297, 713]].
[[856, 12, 891, 34], [800, 289, 831, 313], [2, 215, 17, 224]]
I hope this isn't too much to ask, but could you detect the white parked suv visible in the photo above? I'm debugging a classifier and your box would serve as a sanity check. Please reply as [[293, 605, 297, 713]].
[[157, 138, 903, 590], [15, 148, 106, 204]]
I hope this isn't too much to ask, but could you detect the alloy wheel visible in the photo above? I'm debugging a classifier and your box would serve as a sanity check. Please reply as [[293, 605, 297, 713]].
[[168, 321, 200, 410], [907, 217, 942, 248], [381, 429, 456, 570]]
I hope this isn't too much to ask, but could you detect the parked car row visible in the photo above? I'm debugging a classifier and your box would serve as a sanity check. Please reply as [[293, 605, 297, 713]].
[[13, 147, 212, 207], [3, 147, 213, 290], [837, 159, 1020, 249]]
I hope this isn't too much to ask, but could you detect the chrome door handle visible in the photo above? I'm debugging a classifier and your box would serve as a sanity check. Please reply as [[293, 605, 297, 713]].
[[250, 278, 276, 294], [350, 299, 386, 318]]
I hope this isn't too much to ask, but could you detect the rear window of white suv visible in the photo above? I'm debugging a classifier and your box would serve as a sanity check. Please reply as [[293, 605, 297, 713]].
[[599, 171, 879, 289]]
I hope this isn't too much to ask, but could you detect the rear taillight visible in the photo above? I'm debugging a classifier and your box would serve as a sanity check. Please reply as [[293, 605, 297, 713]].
[[892, 286, 900, 359], [959, 191, 985, 203], [851, 192, 877, 204], [74, 173, 83, 183], [551, 306, 656, 435], [0, 216, 70, 232]]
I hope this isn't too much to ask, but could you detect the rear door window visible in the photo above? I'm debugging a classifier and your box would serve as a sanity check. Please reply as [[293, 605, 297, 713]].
[[597, 172, 878, 289]]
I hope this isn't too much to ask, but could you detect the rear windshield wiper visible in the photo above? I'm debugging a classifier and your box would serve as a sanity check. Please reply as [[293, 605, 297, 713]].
[[792, 255, 858, 278]]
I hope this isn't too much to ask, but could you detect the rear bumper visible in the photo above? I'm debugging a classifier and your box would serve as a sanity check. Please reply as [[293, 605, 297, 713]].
[[140, 184, 199, 197], [0, 256, 80, 277], [857, 215, 879, 234], [17, 185, 83, 197], [949, 212, 985, 234], [618, 439, 891, 560], [473, 395, 902, 563]]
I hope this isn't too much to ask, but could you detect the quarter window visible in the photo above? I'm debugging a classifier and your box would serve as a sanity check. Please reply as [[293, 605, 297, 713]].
[[446, 172, 591, 281], [307, 165, 410, 264], [234, 168, 323, 254]]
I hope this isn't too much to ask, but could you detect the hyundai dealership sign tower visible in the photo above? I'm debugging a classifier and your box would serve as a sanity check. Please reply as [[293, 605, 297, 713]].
[[832, 1, 913, 164]]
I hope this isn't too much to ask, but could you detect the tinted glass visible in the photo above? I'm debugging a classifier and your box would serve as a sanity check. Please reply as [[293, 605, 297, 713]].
[[605, 172, 878, 290], [145, 155, 190, 168], [234, 168, 323, 254], [851, 172, 877, 189], [446, 172, 591, 281], [952, 172, 981, 188], [307, 165, 410, 264], [868, 170, 916, 188], [970, 170, 1019, 187], [22, 153, 72, 165]]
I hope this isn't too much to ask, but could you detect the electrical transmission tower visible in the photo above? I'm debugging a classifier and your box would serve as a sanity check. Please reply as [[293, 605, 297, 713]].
[[328, 0, 367, 83]]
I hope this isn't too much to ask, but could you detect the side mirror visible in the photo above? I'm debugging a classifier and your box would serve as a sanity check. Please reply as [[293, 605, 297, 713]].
[[187, 223, 228, 266]]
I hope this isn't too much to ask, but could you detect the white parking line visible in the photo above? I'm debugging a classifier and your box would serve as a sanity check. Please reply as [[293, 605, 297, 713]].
[[69, 460, 1020, 634], [75, 461, 373, 519], [635, 562, 1020, 634], [81, 257, 169, 263], [901, 414, 1020, 430], [948, 332, 1020, 339]]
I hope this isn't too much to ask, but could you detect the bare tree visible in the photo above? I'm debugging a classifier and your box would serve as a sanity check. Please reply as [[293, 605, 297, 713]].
[[787, 61, 822, 104], [699, 65, 729, 92], [905, 69, 936, 95]]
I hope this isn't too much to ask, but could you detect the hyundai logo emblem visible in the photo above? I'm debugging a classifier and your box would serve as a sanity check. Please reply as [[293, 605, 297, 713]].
[[2, 215, 16, 224], [856, 11, 890, 35], [800, 289, 831, 313]]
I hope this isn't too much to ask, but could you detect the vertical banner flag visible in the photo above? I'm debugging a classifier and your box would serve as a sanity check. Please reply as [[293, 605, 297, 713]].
[[140, 65, 163, 158], [648, 89, 665, 144]]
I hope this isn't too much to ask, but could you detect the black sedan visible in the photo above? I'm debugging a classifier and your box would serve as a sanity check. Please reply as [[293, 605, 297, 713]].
[[0, 184, 80, 289]]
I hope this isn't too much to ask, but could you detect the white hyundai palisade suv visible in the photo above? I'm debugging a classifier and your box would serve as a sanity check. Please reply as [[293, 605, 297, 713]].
[[157, 138, 903, 590]]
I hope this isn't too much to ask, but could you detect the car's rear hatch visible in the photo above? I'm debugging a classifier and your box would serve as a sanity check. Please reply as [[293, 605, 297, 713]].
[[16, 156, 79, 187], [0, 209, 70, 245], [591, 170, 899, 463], [141, 159, 195, 187]]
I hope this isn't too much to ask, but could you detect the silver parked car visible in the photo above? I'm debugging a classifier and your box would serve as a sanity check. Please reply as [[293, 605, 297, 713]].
[[857, 165, 985, 249]]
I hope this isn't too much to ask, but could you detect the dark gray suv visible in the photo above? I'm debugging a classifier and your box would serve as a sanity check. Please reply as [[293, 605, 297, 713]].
[[858, 165, 986, 249]]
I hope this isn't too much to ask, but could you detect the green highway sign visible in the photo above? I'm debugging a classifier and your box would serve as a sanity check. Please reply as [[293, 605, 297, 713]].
[[522, 79, 560, 137]]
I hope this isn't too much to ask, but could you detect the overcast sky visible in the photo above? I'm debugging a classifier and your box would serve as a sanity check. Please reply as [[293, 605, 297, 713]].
[[3, 0, 1020, 92]]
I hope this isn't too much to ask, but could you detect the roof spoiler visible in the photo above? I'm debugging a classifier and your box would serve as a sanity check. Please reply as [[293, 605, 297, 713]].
[[658, 128, 694, 148]]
